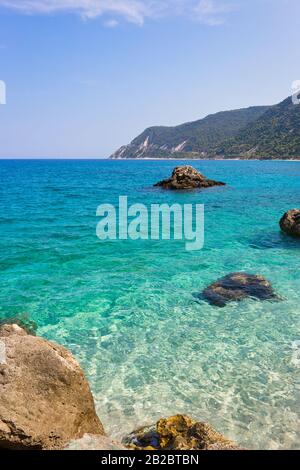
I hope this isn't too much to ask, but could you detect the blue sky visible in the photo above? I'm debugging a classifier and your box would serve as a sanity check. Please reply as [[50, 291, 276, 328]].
[[0, 0, 299, 158]]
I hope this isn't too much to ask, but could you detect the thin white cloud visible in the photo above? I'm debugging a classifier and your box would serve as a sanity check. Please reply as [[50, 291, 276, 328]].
[[194, 0, 234, 25], [0, 0, 236, 26], [104, 19, 119, 27]]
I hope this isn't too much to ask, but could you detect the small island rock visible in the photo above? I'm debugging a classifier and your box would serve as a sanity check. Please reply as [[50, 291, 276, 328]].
[[203, 272, 277, 307], [123, 414, 242, 450], [279, 209, 300, 238], [0, 324, 104, 450], [154, 166, 225, 190]]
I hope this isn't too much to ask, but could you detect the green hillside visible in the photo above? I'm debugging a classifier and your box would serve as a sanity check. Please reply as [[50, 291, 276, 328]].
[[111, 106, 269, 159], [217, 97, 300, 159], [110, 96, 300, 160]]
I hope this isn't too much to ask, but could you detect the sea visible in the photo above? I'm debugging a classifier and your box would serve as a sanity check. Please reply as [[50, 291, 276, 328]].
[[0, 158, 299, 449]]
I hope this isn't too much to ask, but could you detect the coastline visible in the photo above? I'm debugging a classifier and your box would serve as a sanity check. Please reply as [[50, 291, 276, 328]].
[[110, 157, 300, 162]]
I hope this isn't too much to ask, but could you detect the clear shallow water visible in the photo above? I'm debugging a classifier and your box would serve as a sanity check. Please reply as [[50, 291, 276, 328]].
[[0, 159, 299, 449]]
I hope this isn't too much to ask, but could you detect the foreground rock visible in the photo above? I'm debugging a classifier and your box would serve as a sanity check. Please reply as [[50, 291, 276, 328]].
[[65, 434, 126, 450], [123, 415, 242, 450], [0, 314, 37, 336], [280, 209, 300, 238], [203, 273, 277, 307], [0, 324, 104, 450], [154, 166, 225, 190]]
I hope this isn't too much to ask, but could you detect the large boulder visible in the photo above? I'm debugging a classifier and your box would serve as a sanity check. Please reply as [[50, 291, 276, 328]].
[[154, 166, 225, 190], [279, 209, 300, 238], [0, 324, 105, 450], [123, 415, 242, 450], [203, 272, 277, 307]]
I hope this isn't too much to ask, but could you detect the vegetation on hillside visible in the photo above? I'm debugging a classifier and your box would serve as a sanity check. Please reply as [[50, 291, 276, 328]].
[[111, 97, 300, 160], [217, 97, 300, 159]]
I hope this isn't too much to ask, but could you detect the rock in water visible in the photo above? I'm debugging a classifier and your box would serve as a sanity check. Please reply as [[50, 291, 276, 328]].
[[0, 314, 37, 336], [123, 415, 242, 450], [154, 166, 225, 190], [280, 209, 300, 238], [0, 324, 105, 450], [203, 272, 277, 307]]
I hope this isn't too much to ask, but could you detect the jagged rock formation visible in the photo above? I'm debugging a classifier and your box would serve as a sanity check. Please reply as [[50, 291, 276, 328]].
[[123, 414, 243, 450], [280, 209, 300, 238], [154, 166, 225, 190]]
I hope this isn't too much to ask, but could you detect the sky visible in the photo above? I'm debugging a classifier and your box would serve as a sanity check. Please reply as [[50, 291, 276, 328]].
[[0, 0, 299, 158]]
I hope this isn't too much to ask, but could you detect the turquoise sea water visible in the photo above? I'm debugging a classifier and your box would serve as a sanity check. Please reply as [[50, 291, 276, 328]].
[[0, 159, 299, 449]]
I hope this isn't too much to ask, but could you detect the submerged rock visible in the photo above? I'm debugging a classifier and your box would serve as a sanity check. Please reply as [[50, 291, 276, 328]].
[[123, 415, 241, 450], [203, 272, 277, 307], [280, 209, 300, 238], [0, 324, 104, 450], [154, 166, 225, 190]]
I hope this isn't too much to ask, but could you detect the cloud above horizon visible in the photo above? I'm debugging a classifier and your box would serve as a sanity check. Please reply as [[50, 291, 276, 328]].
[[0, 0, 236, 26]]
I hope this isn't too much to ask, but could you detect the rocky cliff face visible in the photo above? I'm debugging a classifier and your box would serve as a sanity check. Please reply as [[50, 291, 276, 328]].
[[110, 106, 269, 159], [112, 134, 192, 160]]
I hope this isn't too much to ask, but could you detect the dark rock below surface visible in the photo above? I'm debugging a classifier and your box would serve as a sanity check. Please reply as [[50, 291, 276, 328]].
[[203, 272, 277, 307], [154, 166, 225, 190], [280, 209, 300, 238], [0, 324, 104, 450], [123, 415, 242, 450]]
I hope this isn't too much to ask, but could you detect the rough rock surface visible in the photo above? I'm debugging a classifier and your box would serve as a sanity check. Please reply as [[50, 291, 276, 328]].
[[0, 324, 104, 450], [203, 272, 277, 307], [65, 434, 127, 450], [0, 314, 37, 336], [154, 166, 225, 190], [123, 415, 242, 450], [279, 209, 300, 238]]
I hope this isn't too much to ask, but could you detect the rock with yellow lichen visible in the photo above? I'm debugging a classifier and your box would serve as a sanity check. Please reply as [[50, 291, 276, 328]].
[[123, 415, 243, 451]]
